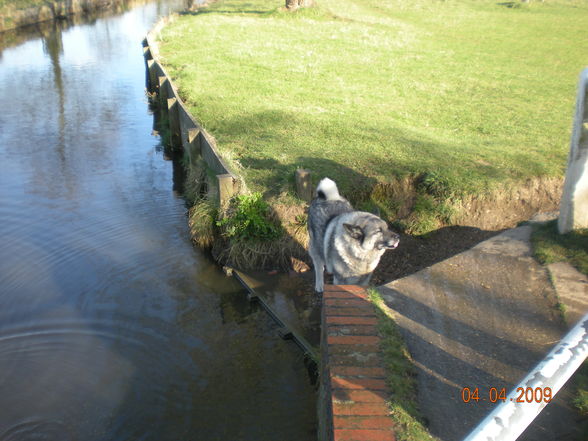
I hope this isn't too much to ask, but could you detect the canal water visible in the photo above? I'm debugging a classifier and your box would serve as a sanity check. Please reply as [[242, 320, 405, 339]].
[[0, 2, 317, 440]]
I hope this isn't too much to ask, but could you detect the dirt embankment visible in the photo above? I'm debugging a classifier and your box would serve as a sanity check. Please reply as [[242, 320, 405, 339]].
[[368, 176, 564, 285], [0, 0, 128, 32], [206, 175, 564, 286]]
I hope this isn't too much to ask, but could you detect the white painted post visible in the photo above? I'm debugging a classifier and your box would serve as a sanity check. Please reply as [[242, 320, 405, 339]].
[[558, 68, 588, 234], [462, 313, 588, 441]]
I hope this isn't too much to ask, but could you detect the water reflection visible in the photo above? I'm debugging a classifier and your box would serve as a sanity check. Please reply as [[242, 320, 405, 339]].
[[0, 2, 317, 440]]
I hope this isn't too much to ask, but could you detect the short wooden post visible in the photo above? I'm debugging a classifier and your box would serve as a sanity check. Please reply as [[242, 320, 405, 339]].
[[167, 97, 181, 147], [558, 68, 588, 234], [146, 59, 157, 92], [217, 174, 235, 206], [296, 168, 312, 202], [186, 129, 200, 163], [188, 128, 200, 144], [158, 76, 168, 105]]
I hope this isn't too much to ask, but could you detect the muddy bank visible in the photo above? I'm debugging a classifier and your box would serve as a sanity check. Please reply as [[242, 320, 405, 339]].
[[370, 176, 564, 284], [0, 0, 147, 32], [187, 170, 564, 286]]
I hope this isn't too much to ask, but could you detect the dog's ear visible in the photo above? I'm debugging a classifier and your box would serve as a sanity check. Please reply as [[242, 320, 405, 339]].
[[343, 223, 364, 240]]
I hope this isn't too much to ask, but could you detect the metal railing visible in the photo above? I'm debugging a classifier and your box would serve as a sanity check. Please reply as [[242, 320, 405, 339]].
[[463, 312, 588, 441]]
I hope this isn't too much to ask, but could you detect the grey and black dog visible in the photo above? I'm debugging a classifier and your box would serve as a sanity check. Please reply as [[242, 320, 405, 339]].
[[307, 178, 400, 292]]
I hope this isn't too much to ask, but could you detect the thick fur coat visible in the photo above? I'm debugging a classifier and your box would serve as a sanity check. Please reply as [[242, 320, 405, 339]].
[[307, 178, 399, 292]]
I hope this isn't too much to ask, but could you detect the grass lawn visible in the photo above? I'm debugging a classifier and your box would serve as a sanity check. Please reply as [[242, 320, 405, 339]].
[[157, 0, 587, 213]]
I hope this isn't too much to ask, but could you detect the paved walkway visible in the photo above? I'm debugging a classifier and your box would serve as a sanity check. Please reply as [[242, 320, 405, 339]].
[[378, 224, 588, 441]]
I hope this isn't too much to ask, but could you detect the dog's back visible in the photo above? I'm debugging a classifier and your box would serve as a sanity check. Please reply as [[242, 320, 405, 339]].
[[308, 178, 353, 257]]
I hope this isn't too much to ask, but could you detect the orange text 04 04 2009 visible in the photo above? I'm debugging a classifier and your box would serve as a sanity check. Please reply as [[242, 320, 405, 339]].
[[461, 387, 553, 404]]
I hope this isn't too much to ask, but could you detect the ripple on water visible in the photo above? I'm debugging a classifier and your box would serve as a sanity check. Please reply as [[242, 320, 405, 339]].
[[0, 1, 317, 439], [1, 419, 75, 441], [0, 317, 201, 441]]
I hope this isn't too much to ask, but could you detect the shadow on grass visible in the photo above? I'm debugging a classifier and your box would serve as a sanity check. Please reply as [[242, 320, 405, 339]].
[[204, 105, 521, 202], [497, 1, 525, 8], [194, 106, 507, 278]]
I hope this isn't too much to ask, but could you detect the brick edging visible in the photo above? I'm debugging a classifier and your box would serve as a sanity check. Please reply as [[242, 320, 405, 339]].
[[320, 285, 396, 441]]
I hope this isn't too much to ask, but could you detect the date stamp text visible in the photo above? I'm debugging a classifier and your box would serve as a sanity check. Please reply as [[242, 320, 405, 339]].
[[461, 387, 552, 404]]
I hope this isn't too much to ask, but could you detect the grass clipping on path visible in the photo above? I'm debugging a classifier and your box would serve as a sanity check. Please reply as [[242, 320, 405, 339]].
[[368, 288, 435, 441], [158, 0, 587, 208]]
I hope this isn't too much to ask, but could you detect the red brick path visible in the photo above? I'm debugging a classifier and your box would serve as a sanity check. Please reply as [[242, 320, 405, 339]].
[[321, 285, 396, 441]]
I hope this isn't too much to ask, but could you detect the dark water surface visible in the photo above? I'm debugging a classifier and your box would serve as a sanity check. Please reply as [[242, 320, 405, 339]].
[[0, 2, 317, 440]]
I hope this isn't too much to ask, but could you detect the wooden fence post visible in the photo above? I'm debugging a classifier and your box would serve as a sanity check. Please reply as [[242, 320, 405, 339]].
[[296, 168, 312, 202], [158, 76, 168, 106], [167, 97, 181, 148], [217, 174, 235, 206]]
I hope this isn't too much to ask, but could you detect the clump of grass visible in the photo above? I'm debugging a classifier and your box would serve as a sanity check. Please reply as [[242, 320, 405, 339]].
[[210, 192, 309, 270], [357, 183, 404, 224], [393, 172, 460, 235], [188, 197, 218, 248], [212, 234, 301, 270], [368, 288, 435, 441], [217, 192, 283, 242], [183, 156, 208, 206], [531, 220, 588, 276]]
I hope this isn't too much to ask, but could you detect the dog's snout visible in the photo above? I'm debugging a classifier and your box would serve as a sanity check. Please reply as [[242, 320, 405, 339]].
[[385, 232, 400, 249]]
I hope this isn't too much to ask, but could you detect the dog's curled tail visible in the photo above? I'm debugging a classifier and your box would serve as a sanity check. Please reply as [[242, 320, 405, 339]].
[[316, 178, 341, 201]]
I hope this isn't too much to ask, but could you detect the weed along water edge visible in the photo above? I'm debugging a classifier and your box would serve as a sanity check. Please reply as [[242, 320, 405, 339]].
[[0, 1, 318, 440]]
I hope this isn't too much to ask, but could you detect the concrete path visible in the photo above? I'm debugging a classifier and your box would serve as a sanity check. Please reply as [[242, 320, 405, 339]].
[[378, 225, 587, 441]]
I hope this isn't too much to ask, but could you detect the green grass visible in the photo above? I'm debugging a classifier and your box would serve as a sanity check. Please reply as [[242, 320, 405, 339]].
[[530, 219, 588, 429], [531, 219, 588, 276], [158, 0, 587, 207], [0, 0, 42, 11], [217, 192, 283, 241], [369, 288, 435, 441]]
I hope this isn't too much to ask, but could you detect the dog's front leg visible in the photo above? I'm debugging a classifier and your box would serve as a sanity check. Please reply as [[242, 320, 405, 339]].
[[314, 264, 325, 292], [309, 249, 325, 292], [312, 254, 325, 292]]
